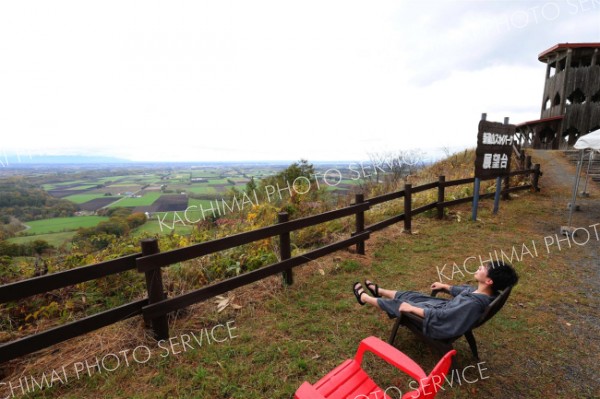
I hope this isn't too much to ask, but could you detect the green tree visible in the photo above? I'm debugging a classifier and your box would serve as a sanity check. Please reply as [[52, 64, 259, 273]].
[[278, 159, 315, 184], [245, 177, 257, 195], [126, 212, 147, 229]]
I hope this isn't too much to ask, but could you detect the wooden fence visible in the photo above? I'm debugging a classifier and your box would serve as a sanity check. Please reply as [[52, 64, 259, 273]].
[[0, 162, 541, 363]]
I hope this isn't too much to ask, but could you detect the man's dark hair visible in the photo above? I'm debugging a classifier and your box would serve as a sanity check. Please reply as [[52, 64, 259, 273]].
[[487, 261, 519, 293]]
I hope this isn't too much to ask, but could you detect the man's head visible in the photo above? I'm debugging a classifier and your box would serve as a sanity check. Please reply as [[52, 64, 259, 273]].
[[475, 261, 519, 294]]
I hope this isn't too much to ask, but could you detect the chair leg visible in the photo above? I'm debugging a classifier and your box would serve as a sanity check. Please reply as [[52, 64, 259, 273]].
[[464, 330, 479, 361], [388, 317, 402, 345]]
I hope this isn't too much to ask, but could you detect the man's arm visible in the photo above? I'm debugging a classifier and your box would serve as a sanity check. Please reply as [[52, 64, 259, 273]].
[[399, 302, 425, 318], [430, 282, 451, 292]]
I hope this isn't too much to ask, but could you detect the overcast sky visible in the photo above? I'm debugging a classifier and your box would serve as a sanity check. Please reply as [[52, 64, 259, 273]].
[[0, 0, 599, 163]]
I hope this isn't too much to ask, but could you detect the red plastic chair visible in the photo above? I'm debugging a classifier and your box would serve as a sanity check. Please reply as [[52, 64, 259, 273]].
[[295, 336, 456, 399]]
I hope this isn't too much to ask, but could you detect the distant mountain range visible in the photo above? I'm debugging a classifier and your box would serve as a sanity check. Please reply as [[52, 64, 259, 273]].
[[0, 155, 131, 166]]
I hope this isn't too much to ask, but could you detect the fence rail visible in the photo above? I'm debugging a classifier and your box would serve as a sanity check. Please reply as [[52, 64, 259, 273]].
[[0, 165, 541, 363]]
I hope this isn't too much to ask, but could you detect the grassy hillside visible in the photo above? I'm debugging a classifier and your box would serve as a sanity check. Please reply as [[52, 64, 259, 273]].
[[2, 150, 598, 398]]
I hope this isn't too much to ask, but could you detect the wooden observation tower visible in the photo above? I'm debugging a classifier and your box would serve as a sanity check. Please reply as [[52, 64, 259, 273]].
[[516, 43, 600, 149]]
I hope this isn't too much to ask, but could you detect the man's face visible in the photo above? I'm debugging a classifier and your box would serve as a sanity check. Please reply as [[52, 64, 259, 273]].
[[474, 264, 490, 283]]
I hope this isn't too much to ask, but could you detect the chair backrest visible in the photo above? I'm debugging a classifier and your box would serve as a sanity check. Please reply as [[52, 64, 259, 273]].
[[473, 285, 514, 328], [402, 350, 457, 399]]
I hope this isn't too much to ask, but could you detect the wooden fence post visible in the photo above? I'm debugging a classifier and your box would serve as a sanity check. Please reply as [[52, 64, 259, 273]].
[[355, 193, 365, 255], [526, 155, 532, 170], [502, 174, 510, 200], [519, 153, 525, 170], [533, 164, 541, 191], [278, 212, 293, 285], [437, 176, 445, 220], [141, 238, 169, 340], [404, 184, 412, 233]]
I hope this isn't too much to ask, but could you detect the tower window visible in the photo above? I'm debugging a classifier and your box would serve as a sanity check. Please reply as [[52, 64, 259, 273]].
[[549, 62, 556, 77], [567, 88, 586, 105], [553, 92, 561, 106], [544, 97, 551, 110]]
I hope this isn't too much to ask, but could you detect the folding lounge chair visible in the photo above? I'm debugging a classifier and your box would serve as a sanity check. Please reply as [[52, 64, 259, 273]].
[[388, 285, 514, 363], [294, 336, 456, 399]]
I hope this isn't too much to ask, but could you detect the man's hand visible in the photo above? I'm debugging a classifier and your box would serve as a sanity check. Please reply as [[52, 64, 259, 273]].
[[431, 282, 450, 291], [399, 302, 425, 318]]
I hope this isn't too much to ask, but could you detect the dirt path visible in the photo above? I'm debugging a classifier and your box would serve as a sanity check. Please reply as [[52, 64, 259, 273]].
[[529, 149, 600, 395]]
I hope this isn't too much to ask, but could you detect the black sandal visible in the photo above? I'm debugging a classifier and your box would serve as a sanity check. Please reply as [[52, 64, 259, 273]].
[[353, 282, 366, 305], [365, 280, 380, 297]]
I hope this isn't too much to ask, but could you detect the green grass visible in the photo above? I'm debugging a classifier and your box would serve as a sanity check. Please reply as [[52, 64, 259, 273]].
[[9, 151, 599, 398], [133, 220, 195, 236], [64, 184, 102, 190], [42, 181, 88, 190], [186, 186, 218, 195], [108, 193, 162, 207], [64, 194, 121, 204], [188, 198, 216, 209], [21, 216, 109, 234], [7, 231, 76, 247], [109, 183, 144, 188], [207, 178, 236, 184]]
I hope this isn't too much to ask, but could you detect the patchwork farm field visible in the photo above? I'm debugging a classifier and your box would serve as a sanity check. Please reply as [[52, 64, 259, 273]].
[[63, 193, 120, 204], [22, 216, 109, 234], [108, 192, 162, 207], [78, 197, 123, 211], [4, 163, 360, 246], [8, 231, 76, 247], [185, 185, 218, 195]]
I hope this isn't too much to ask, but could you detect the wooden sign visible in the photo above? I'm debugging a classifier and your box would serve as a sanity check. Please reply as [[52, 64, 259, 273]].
[[475, 119, 516, 179]]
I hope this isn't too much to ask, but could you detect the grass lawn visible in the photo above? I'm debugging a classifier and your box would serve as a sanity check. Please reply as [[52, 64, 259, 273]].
[[109, 193, 162, 207], [7, 231, 76, 247], [21, 216, 109, 234]]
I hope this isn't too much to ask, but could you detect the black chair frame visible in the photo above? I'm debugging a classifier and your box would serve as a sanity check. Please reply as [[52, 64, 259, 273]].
[[388, 285, 514, 364]]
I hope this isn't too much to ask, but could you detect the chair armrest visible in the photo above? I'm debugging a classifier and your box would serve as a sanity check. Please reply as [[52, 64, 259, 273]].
[[294, 382, 327, 399], [354, 336, 427, 381], [400, 310, 425, 324]]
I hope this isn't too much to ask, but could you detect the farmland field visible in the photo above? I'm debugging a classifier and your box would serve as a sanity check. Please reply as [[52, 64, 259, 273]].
[[187, 198, 215, 209], [42, 181, 88, 190], [79, 197, 123, 211], [8, 231, 76, 247], [148, 194, 189, 212], [64, 184, 102, 190], [22, 216, 109, 234], [108, 192, 162, 207], [186, 185, 218, 195], [64, 193, 120, 204], [132, 221, 194, 236]]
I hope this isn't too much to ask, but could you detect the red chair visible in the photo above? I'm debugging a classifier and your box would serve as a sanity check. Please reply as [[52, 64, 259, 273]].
[[295, 336, 456, 399]]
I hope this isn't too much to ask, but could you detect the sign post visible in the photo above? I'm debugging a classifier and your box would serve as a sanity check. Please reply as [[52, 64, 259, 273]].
[[473, 114, 515, 220]]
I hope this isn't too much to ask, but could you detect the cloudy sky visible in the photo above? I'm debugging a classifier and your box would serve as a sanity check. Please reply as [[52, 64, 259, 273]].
[[0, 0, 599, 162]]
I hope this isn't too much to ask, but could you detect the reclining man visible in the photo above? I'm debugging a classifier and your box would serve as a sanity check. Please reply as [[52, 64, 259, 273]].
[[352, 261, 519, 340]]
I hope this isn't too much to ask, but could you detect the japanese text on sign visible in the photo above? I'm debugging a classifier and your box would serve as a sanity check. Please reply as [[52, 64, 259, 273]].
[[482, 133, 513, 146], [482, 153, 509, 170]]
